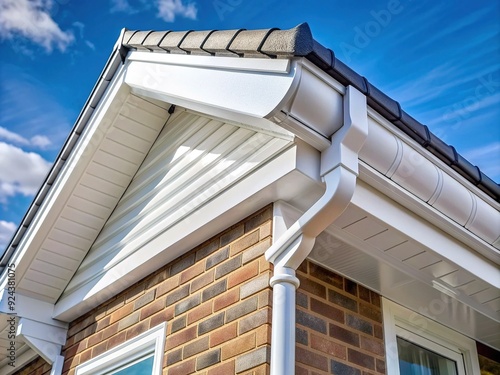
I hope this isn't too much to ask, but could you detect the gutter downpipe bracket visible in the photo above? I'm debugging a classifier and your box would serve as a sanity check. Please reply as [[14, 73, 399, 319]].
[[265, 85, 368, 375]]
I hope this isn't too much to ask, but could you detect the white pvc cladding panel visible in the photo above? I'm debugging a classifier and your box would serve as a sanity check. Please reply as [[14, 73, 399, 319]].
[[15, 93, 168, 303], [61, 110, 292, 301]]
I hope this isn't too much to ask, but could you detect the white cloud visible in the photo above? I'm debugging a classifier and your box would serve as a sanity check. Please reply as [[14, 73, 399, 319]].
[[0, 0, 74, 52], [0, 142, 51, 204], [110, 0, 138, 14], [0, 126, 52, 149], [156, 0, 197, 22], [463, 142, 500, 182], [0, 220, 16, 251]]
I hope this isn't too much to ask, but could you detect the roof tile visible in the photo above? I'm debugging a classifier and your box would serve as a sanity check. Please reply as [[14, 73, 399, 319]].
[[228, 28, 276, 57], [142, 31, 171, 51], [180, 30, 215, 55], [202, 29, 244, 56], [260, 23, 314, 56], [125, 31, 154, 51], [159, 30, 192, 53]]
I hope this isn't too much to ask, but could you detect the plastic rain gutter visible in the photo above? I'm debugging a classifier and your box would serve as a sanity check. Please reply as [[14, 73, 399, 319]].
[[265, 85, 368, 375]]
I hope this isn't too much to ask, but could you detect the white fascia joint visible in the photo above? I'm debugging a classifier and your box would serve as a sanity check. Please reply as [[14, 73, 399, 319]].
[[265, 85, 368, 375]]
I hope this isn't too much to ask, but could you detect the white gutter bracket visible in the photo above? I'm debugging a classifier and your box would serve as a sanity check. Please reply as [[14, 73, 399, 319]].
[[265, 85, 368, 375]]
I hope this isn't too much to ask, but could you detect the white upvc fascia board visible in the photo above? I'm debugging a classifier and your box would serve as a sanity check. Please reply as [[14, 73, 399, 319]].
[[351, 179, 500, 288], [123, 54, 301, 124], [359, 161, 499, 264], [0, 68, 130, 291], [53, 143, 321, 321], [127, 51, 291, 74]]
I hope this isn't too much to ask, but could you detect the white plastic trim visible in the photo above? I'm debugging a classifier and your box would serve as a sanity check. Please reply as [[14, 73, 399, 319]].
[[75, 322, 166, 375], [265, 85, 368, 375], [382, 298, 481, 375]]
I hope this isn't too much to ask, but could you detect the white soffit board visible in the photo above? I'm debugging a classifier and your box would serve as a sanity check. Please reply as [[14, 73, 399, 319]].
[[309, 229, 500, 350], [54, 110, 312, 321], [13, 93, 169, 303]]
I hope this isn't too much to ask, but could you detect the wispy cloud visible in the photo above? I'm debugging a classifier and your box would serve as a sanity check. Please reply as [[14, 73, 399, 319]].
[[0, 220, 16, 251], [0, 0, 74, 52], [109, 0, 197, 22], [156, 0, 197, 22], [0, 126, 51, 149], [0, 142, 51, 204]]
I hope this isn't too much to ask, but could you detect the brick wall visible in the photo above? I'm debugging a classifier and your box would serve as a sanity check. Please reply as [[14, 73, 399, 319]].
[[59, 205, 274, 375], [295, 260, 385, 375], [13, 206, 388, 375]]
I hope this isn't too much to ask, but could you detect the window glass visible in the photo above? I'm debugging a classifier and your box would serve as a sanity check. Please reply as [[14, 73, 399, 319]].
[[397, 337, 458, 375], [110, 355, 154, 375]]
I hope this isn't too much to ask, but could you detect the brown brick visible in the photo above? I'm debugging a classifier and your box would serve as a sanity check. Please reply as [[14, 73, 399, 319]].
[[359, 303, 382, 323], [348, 348, 375, 370], [167, 326, 197, 349], [346, 314, 373, 335], [150, 308, 173, 327], [240, 273, 270, 299], [374, 324, 383, 340], [244, 207, 272, 233], [157, 274, 180, 297], [102, 322, 119, 340], [360, 336, 384, 356], [134, 289, 155, 310], [214, 288, 239, 311], [107, 330, 127, 349], [171, 316, 187, 334], [67, 315, 95, 337], [180, 261, 205, 284], [345, 279, 358, 296], [228, 260, 259, 289], [242, 239, 271, 264], [332, 360, 361, 375], [298, 275, 326, 298], [257, 289, 272, 309], [207, 360, 235, 375], [296, 365, 308, 375], [311, 334, 346, 359], [106, 297, 125, 315], [171, 253, 196, 276], [255, 324, 271, 347], [376, 358, 386, 374], [259, 221, 272, 239], [226, 296, 258, 323], [222, 332, 256, 360], [166, 284, 190, 306], [96, 315, 111, 331], [330, 323, 360, 346], [184, 336, 209, 358], [80, 349, 92, 363], [358, 284, 371, 303], [188, 301, 213, 324], [140, 297, 166, 320], [167, 348, 183, 366], [168, 358, 196, 375], [87, 331, 103, 347], [239, 308, 271, 334], [370, 291, 381, 307], [310, 298, 344, 323], [210, 322, 237, 347], [296, 346, 328, 372], [91, 341, 107, 357], [220, 224, 244, 246], [191, 269, 215, 292], [235, 346, 270, 373], [117, 311, 140, 331], [230, 230, 260, 256], [310, 262, 343, 289], [126, 320, 149, 340]]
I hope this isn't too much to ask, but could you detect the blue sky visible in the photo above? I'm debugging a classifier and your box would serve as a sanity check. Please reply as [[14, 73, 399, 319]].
[[0, 0, 499, 250]]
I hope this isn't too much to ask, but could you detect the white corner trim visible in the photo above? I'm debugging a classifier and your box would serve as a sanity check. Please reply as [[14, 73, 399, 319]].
[[17, 318, 67, 365], [382, 298, 481, 375], [75, 322, 166, 375]]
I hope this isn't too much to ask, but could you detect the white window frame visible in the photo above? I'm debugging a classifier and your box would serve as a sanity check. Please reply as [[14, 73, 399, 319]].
[[382, 298, 480, 375], [75, 322, 166, 375]]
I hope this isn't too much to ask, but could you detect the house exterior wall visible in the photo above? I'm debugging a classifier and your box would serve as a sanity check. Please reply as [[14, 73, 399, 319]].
[[295, 260, 385, 375], [12, 205, 386, 375]]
